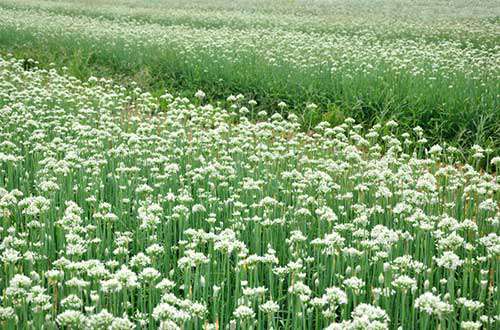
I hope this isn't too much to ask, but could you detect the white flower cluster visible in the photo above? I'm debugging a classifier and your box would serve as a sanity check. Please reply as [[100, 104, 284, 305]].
[[0, 55, 497, 329]]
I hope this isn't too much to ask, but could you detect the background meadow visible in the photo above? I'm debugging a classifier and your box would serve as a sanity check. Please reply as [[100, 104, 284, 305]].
[[0, 0, 498, 155]]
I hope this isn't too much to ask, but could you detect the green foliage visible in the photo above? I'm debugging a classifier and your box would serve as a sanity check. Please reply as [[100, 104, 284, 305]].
[[0, 0, 498, 155], [0, 54, 499, 330]]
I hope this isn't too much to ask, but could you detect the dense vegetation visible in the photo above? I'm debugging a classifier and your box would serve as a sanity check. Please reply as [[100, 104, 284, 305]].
[[0, 1, 498, 329], [0, 0, 498, 154], [0, 53, 499, 329]]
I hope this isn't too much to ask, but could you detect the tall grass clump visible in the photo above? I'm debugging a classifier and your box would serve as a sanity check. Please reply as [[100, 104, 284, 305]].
[[0, 55, 498, 329]]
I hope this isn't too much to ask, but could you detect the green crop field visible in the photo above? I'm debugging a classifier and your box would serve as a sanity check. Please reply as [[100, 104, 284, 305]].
[[0, 1, 498, 329], [0, 0, 499, 153]]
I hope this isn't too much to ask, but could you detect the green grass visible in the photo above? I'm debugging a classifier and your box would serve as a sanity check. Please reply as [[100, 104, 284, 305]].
[[0, 0, 498, 157]]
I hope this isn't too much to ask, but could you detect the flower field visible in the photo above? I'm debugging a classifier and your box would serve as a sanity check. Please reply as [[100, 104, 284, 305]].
[[0, 1, 499, 329], [0, 0, 498, 152], [0, 52, 498, 329]]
